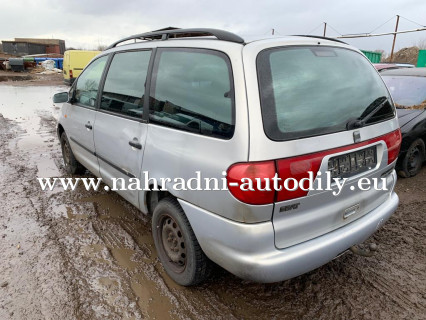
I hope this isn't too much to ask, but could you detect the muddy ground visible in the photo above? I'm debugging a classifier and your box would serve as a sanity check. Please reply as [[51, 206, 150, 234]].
[[0, 81, 425, 320], [0, 70, 63, 87]]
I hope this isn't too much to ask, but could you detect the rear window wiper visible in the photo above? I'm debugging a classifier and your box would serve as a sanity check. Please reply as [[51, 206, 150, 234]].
[[346, 96, 390, 129]]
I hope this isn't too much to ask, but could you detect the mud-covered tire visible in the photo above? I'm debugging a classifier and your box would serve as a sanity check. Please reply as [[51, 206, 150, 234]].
[[152, 197, 212, 286], [398, 138, 425, 178], [60, 132, 86, 175]]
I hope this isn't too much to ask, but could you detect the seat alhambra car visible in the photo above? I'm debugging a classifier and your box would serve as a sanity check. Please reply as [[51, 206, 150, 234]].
[[53, 28, 401, 286]]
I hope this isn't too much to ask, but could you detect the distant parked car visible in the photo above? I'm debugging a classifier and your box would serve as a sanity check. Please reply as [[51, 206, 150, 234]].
[[381, 68, 426, 177], [394, 63, 415, 68], [373, 63, 400, 72]]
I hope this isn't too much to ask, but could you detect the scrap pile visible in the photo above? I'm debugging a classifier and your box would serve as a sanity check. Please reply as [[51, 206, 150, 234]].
[[0, 55, 63, 73], [384, 46, 421, 65]]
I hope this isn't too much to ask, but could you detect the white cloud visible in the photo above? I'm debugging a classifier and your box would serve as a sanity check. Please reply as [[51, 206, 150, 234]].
[[1, 0, 425, 52]]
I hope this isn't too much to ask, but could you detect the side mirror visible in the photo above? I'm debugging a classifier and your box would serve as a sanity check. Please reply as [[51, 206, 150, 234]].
[[53, 92, 70, 104]]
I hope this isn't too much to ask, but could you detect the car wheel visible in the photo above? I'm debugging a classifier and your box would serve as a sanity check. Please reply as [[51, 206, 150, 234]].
[[152, 197, 212, 286], [60, 132, 86, 175], [399, 138, 425, 178]]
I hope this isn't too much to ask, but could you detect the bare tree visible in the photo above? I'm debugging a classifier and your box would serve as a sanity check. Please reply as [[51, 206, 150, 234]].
[[96, 44, 107, 51], [374, 49, 388, 61], [416, 38, 426, 50]]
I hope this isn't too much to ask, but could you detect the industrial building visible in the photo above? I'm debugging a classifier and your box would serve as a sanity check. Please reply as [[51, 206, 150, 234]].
[[1, 38, 65, 56]]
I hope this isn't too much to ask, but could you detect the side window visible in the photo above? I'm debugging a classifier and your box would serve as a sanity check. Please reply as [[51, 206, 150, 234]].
[[149, 48, 235, 139], [75, 55, 108, 108], [100, 50, 151, 118]]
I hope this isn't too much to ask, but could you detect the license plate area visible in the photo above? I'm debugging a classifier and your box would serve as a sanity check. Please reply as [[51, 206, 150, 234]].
[[328, 146, 377, 179]]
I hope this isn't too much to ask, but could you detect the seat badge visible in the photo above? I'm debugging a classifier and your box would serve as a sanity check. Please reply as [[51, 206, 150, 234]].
[[353, 130, 361, 143]]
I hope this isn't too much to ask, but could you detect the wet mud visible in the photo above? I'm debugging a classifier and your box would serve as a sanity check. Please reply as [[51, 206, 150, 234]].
[[0, 84, 425, 319], [0, 71, 63, 86]]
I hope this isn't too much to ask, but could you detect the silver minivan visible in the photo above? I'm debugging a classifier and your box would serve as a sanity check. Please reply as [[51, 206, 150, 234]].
[[54, 28, 401, 286]]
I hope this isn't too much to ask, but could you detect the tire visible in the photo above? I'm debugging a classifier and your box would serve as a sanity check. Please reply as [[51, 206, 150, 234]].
[[60, 132, 86, 175], [398, 138, 425, 178], [152, 197, 212, 286]]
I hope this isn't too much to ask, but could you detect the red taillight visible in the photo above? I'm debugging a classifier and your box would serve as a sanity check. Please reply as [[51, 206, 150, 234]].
[[227, 161, 276, 205], [69, 70, 73, 78], [276, 153, 323, 202], [226, 129, 401, 205], [383, 129, 402, 164]]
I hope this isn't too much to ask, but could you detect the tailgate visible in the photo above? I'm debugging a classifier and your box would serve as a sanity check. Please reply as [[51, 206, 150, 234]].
[[272, 139, 397, 249]]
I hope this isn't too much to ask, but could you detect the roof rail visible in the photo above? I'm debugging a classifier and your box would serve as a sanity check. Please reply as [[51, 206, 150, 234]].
[[293, 35, 347, 44], [106, 28, 244, 49]]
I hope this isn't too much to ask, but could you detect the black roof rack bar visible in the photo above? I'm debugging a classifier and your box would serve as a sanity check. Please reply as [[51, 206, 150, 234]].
[[106, 28, 244, 49], [293, 35, 347, 44]]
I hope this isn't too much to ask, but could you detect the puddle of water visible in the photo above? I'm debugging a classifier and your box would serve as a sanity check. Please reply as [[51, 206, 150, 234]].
[[109, 248, 140, 270], [0, 85, 65, 121], [0, 85, 66, 178], [130, 273, 175, 319]]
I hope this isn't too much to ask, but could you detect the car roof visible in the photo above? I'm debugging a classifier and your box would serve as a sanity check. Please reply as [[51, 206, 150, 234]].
[[380, 67, 426, 77], [106, 28, 348, 51]]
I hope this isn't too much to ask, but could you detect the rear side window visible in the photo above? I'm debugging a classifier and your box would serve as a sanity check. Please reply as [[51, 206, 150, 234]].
[[100, 50, 151, 118], [257, 46, 394, 141], [149, 48, 235, 139], [75, 55, 108, 108]]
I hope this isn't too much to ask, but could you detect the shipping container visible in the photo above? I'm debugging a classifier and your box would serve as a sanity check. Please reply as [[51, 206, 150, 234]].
[[417, 50, 426, 67], [361, 50, 382, 63]]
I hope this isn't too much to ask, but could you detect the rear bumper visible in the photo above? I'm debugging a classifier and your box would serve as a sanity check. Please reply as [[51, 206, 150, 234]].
[[179, 191, 399, 283]]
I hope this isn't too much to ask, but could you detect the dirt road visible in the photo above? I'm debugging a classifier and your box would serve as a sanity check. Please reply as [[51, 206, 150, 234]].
[[0, 83, 425, 319]]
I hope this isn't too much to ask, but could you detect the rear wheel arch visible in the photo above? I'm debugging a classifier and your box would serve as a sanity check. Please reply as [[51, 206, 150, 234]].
[[146, 187, 175, 215]]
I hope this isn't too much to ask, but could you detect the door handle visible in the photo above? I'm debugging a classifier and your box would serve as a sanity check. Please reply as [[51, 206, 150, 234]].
[[129, 140, 142, 149], [85, 123, 93, 130]]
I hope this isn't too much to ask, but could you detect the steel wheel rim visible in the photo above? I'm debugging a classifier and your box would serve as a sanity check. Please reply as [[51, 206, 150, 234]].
[[158, 214, 187, 273], [407, 147, 421, 174]]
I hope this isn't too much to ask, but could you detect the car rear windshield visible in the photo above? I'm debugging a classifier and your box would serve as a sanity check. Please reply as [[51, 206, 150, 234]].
[[381, 76, 426, 109], [257, 46, 394, 141]]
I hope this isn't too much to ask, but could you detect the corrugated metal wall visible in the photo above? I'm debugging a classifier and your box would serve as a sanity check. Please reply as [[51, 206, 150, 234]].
[[2, 42, 46, 56], [361, 50, 382, 63], [27, 43, 46, 55], [1, 39, 65, 55], [417, 50, 426, 67]]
